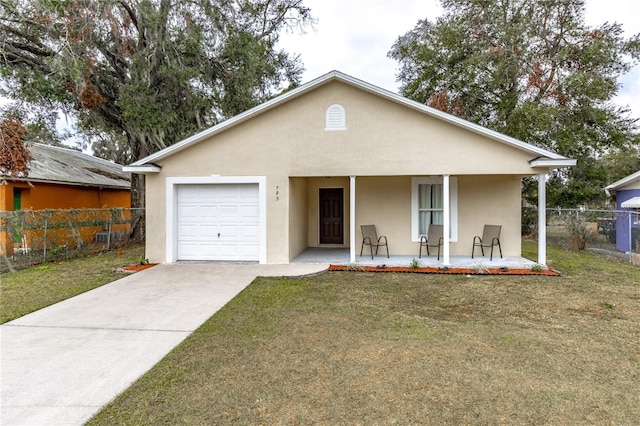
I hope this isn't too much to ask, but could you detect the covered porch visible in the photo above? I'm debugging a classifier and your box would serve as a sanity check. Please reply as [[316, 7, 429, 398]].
[[288, 173, 551, 266]]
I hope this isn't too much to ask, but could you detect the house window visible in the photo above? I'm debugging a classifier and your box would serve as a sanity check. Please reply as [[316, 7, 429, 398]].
[[411, 177, 458, 241], [325, 104, 346, 131], [13, 188, 22, 210], [418, 183, 443, 233]]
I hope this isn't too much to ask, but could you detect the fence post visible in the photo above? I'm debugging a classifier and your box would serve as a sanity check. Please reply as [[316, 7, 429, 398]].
[[629, 213, 633, 263], [107, 216, 112, 250], [43, 217, 48, 263]]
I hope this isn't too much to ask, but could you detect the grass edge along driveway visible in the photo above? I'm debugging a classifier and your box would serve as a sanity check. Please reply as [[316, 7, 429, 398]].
[[0, 244, 145, 324]]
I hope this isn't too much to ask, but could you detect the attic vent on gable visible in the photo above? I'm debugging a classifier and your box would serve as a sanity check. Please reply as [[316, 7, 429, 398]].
[[325, 104, 346, 131]]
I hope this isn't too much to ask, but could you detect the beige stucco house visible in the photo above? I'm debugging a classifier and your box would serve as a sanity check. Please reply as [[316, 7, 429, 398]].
[[125, 71, 575, 266]]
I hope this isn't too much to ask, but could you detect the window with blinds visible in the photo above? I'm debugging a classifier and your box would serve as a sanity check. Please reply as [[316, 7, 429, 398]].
[[411, 177, 458, 241], [418, 183, 444, 235]]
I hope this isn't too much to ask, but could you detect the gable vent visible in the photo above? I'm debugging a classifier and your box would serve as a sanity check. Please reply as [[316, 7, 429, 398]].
[[325, 104, 346, 131]]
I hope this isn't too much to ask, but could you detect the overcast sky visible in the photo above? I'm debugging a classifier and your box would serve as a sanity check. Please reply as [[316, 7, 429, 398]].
[[279, 0, 640, 120]]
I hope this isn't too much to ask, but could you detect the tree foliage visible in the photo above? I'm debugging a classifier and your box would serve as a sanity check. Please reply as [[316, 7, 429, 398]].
[[0, 116, 31, 177], [0, 0, 312, 224], [389, 0, 640, 206]]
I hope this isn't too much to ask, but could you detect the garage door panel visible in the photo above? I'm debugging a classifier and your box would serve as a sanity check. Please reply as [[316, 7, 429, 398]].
[[176, 184, 260, 261], [240, 205, 259, 216], [177, 205, 199, 218], [219, 224, 241, 237], [199, 225, 220, 237], [177, 243, 201, 257], [177, 224, 200, 238], [219, 205, 240, 216], [239, 225, 259, 237]]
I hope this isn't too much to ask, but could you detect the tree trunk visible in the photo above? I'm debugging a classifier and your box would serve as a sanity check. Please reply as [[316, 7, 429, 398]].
[[130, 173, 145, 241]]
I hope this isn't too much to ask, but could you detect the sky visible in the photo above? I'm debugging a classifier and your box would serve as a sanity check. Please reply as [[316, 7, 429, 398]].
[[278, 0, 640, 120]]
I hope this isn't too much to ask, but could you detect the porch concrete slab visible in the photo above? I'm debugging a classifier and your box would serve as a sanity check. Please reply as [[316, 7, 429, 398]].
[[293, 248, 538, 269], [1, 262, 328, 426]]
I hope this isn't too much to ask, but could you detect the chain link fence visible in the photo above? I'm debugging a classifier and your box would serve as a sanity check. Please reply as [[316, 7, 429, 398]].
[[524, 207, 640, 265], [1, 208, 144, 272]]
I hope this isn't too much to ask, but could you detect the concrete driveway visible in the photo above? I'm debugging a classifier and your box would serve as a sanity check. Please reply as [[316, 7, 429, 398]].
[[1, 262, 328, 426]]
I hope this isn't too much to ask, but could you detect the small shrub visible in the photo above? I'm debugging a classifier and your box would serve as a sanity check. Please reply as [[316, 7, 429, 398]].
[[346, 263, 364, 272], [473, 262, 488, 274], [565, 214, 596, 252], [410, 258, 421, 269]]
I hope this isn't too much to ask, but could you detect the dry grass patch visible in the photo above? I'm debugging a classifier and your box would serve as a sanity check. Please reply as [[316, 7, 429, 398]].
[[90, 244, 640, 425]]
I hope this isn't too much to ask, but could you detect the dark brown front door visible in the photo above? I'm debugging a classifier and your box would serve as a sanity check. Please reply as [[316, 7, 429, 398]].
[[319, 188, 344, 244]]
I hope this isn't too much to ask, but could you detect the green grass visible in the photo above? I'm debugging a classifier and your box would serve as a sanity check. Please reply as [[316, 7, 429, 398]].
[[88, 242, 640, 425], [0, 244, 144, 323]]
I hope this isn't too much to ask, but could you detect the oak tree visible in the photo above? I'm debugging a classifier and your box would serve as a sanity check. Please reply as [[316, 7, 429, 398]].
[[1, 0, 311, 236], [389, 0, 640, 206]]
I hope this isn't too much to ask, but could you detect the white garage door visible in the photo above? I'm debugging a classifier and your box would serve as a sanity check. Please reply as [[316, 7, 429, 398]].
[[176, 184, 260, 261]]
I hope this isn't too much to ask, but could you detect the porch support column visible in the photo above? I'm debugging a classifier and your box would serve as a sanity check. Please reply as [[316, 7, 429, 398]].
[[443, 174, 451, 266], [350, 176, 356, 264], [537, 173, 547, 265]]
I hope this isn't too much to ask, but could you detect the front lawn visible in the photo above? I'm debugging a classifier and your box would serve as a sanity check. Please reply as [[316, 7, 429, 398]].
[[89, 243, 640, 425]]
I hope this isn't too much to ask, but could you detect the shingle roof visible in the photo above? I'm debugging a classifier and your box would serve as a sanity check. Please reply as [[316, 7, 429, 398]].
[[2, 143, 130, 189]]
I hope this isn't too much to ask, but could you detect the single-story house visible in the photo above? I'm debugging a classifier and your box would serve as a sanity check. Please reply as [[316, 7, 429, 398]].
[[605, 170, 640, 253], [1, 143, 131, 211], [0, 143, 131, 255], [125, 71, 575, 266]]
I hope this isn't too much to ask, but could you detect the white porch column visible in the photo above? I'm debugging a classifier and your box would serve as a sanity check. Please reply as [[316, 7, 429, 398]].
[[537, 173, 547, 265], [443, 174, 450, 266], [350, 176, 356, 264]]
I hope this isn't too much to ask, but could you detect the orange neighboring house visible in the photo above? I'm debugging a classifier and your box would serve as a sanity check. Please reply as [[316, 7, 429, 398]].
[[0, 143, 131, 255]]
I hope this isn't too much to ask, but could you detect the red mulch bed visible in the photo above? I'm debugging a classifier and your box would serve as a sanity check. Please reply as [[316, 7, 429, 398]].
[[328, 264, 561, 276], [120, 263, 158, 273]]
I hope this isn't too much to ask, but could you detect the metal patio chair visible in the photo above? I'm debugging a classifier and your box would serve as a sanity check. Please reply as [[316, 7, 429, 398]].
[[360, 225, 389, 260], [472, 224, 503, 261], [419, 224, 443, 260]]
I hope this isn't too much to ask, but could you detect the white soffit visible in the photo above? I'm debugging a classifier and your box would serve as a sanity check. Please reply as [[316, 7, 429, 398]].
[[529, 158, 577, 168], [123, 165, 161, 173]]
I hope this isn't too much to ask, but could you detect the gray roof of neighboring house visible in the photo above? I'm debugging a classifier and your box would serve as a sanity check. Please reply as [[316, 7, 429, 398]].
[[2, 143, 130, 189]]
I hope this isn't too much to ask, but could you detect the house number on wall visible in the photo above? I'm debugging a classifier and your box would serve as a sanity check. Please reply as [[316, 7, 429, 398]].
[[275, 186, 279, 201]]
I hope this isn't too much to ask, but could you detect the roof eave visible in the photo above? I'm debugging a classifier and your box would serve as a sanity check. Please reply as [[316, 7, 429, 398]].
[[604, 170, 640, 193], [129, 70, 572, 167], [1, 176, 130, 190], [123, 164, 162, 174]]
